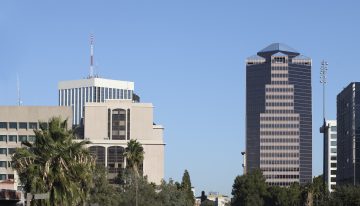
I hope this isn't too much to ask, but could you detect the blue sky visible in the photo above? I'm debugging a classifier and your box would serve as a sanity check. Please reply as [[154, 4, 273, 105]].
[[1, 0, 360, 196]]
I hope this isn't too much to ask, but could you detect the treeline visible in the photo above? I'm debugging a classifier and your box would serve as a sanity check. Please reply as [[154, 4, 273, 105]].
[[90, 167, 196, 206], [231, 170, 360, 206]]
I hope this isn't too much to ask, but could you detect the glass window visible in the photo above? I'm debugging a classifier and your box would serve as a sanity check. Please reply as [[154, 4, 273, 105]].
[[40, 122, 48, 130], [331, 148, 337, 153], [0, 122, 7, 129], [19, 135, 27, 142], [331, 141, 337, 146], [0, 174, 6, 180], [331, 163, 337, 168], [8, 135, 17, 142], [0, 135, 6, 142], [0, 148, 6, 155], [331, 126, 337, 132], [331, 170, 337, 175], [8, 148, 16, 155], [19, 122, 27, 129], [8, 174, 14, 179], [331, 156, 337, 160], [0, 161, 6, 168], [331, 134, 337, 139], [28, 136, 36, 142], [9, 122, 17, 129], [29, 122, 38, 130]]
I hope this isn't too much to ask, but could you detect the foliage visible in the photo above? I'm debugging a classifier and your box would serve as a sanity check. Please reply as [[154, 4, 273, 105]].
[[89, 165, 122, 206], [12, 117, 95, 206], [181, 169, 195, 206], [200, 199, 216, 206], [231, 169, 269, 206], [124, 139, 144, 177], [157, 179, 190, 206], [329, 185, 360, 206]]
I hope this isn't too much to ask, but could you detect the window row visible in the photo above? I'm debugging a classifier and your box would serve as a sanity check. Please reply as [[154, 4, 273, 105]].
[[272, 66, 288, 71], [261, 131, 300, 136], [271, 81, 289, 85], [0, 148, 17, 155], [266, 102, 294, 107], [266, 87, 293, 92], [0, 174, 14, 180], [0, 122, 39, 130], [260, 116, 300, 121], [271, 73, 288, 78], [260, 145, 299, 150], [0, 135, 35, 143], [261, 152, 299, 158], [261, 160, 299, 165], [0, 161, 13, 168], [261, 138, 299, 143], [266, 95, 294, 100], [264, 175, 299, 179], [261, 167, 300, 172], [265, 110, 295, 114], [260, 124, 299, 129]]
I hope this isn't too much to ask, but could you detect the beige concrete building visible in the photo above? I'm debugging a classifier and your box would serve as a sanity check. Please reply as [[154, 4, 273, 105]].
[[84, 99, 165, 184], [0, 106, 72, 190]]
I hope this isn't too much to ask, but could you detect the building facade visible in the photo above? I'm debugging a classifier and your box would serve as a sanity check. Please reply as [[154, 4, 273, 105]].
[[246, 43, 312, 186], [83, 99, 165, 184], [0, 106, 72, 190], [58, 77, 134, 125], [320, 120, 337, 192], [337, 82, 360, 185]]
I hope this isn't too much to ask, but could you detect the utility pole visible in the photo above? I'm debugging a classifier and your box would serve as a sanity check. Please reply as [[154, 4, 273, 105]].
[[320, 60, 328, 189]]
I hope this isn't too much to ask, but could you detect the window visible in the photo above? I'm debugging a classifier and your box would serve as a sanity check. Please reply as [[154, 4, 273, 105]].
[[331, 156, 337, 160], [8, 174, 14, 179], [28, 136, 36, 142], [331, 134, 337, 139], [331, 163, 337, 168], [19, 135, 27, 142], [0, 135, 6, 142], [0, 161, 6, 168], [29, 122, 38, 130], [0, 122, 7, 129], [8, 135, 17, 142], [40, 122, 48, 130], [331, 141, 337, 146], [331, 148, 337, 153], [0, 174, 6, 180], [331, 126, 337, 132], [331, 170, 337, 175], [19, 122, 27, 129], [331, 177, 336, 182], [9, 122, 17, 129], [0, 148, 6, 155], [8, 148, 16, 155]]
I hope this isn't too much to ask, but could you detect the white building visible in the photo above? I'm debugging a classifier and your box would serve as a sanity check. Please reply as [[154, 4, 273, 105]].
[[58, 77, 134, 125], [0, 106, 72, 190], [83, 99, 165, 184], [321, 120, 337, 192]]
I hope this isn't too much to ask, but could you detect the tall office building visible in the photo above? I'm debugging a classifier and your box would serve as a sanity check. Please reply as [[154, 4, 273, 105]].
[[58, 77, 134, 125], [337, 82, 360, 185], [246, 43, 312, 186], [320, 120, 337, 192]]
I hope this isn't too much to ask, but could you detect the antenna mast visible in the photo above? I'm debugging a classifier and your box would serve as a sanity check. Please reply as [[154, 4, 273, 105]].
[[89, 34, 94, 78], [320, 60, 328, 121], [17, 73, 22, 106]]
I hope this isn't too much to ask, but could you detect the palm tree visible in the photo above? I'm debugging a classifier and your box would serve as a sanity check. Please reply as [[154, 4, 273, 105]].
[[124, 139, 144, 206], [12, 117, 95, 206]]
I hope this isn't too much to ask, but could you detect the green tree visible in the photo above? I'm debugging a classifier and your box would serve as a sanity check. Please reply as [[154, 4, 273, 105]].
[[200, 199, 216, 206], [181, 169, 195, 206], [231, 169, 269, 206], [89, 165, 122, 206], [124, 139, 145, 206], [157, 179, 189, 206], [329, 185, 360, 206], [12, 117, 95, 206]]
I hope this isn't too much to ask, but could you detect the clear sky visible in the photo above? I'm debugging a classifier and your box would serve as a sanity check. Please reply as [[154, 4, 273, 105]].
[[1, 0, 360, 196]]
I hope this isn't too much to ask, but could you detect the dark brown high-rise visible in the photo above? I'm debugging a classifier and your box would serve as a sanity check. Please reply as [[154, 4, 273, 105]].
[[246, 43, 312, 186]]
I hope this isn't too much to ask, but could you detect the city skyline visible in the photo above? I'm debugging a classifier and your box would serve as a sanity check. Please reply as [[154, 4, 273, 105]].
[[1, 1, 360, 195]]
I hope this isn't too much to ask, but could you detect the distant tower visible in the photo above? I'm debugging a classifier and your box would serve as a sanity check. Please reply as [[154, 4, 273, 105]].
[[89, 34, 94, 78], [245, 43, 312, 186]]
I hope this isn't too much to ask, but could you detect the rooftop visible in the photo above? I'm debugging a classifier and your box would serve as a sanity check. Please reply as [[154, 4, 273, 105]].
[[259, 43, 299, 54]]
